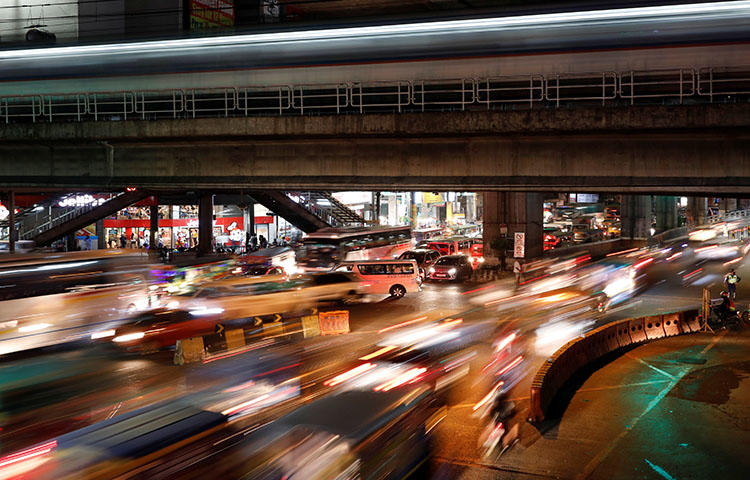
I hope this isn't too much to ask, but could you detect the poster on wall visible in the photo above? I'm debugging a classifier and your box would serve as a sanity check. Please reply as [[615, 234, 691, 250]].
[[190, 0, 235, 30]]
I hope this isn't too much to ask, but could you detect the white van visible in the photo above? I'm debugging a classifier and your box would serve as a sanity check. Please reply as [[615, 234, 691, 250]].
[[333, 260, 421, 298]]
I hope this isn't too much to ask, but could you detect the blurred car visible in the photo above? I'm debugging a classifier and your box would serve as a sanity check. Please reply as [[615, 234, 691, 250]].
[[427, 254, 474, 281], [236, 385, 443, 480], [543, 227, 564, 250], [305, 271, 364, 304], [603, 220, 621, 238], [572, 223, 604, 243], [398, 248, 441, 278], [469, 240, 485, 266], [101, 308, 217, 352], [0, 240, 35, 254], [97, 274, 363, 350], [555, 206, 581, 221], [242, 264, 285, 276]]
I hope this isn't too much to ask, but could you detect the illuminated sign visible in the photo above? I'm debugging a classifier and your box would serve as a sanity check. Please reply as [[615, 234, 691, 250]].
[[190, 0, 234, 29], [0, 203, 7, 221], [58, 195, 106, 207]]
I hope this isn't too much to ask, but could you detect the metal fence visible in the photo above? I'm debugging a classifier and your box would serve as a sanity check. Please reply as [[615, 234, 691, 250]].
[[1, 66, 749, 124]]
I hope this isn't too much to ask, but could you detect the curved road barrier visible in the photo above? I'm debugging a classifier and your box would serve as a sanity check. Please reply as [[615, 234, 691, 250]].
[[528, 308, 699, 422]]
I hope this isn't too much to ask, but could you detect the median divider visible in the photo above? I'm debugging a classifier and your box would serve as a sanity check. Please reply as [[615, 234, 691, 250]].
[[683, 309, 702, 332], [529, 307, 701, 422], [173, 309, 350, 364], [643, 317, 666, 340], [628, 318, 647, 343]]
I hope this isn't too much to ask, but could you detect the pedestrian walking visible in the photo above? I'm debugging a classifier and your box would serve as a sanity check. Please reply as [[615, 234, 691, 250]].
[[724, 268, 741, 300]]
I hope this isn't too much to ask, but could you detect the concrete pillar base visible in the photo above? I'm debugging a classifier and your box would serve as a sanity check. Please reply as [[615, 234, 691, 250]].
[[654, 196, 678, 233], [688, 197, 708, 227], [621, 195, 651, 239], [149, 205, 159, 249], [198, 193, 214, 256], [95, 219, 105, 250], [483, 192, 543, 267]]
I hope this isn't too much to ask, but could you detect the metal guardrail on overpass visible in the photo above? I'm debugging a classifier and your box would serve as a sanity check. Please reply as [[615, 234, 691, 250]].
[[1, 66, 749, 124], [706, 208, 750, 225]]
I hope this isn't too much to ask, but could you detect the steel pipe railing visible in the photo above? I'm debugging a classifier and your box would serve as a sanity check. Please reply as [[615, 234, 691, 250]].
[[1, 66, 749, 124]]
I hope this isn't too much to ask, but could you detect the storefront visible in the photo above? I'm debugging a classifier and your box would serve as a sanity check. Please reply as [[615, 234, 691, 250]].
[[103, 216, 274, 250]]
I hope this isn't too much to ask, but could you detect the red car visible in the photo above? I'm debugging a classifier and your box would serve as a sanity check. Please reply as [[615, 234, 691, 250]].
[[104, 308, 223, 353]]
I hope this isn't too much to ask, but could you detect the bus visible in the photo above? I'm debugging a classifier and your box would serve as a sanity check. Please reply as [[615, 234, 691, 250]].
[[424, 236, 473, 256], [0, 250, 152, 355], [413, 227, 443, 243], [296, 226, 412, 271], [451, 224, 482, 238]]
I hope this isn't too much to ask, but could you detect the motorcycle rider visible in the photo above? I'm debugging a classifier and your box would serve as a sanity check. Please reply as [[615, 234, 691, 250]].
[[715, 290, 736, 323]]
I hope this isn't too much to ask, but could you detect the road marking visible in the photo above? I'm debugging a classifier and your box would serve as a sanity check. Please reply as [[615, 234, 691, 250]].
[[700, 330, 725, 354], [577, 379, 670, 393], [625, 354, 676, 380], [577, 366, 690, 479], [645, 459, 676, 480]]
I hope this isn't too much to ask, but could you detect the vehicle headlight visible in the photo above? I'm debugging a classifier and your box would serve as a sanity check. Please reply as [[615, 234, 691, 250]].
[[448, 268, 457, 275], [428, 267, 435, 273], [91, 329, 116, 340], [113, 332, 145, 343]]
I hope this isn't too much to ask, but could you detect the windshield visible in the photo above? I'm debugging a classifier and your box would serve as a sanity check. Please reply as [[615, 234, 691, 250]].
[[399, 251, 426, 262], [435, 256, 464, 266], [245, 265, 271, 275], [296, 239, 342, 267]]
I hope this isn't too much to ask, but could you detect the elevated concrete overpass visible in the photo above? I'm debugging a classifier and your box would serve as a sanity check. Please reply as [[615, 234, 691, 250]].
[[0, 103, 749, 194]]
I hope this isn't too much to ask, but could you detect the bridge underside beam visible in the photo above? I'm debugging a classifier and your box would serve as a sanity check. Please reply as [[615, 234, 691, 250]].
[[1, 133, 748, 193]]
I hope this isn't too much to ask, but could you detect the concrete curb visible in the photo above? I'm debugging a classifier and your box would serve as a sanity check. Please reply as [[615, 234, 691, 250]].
[[528, 308, 700, 422]]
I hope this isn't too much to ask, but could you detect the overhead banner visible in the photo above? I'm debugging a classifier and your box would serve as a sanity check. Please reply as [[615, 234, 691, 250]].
[[190, 0, 235, 30]]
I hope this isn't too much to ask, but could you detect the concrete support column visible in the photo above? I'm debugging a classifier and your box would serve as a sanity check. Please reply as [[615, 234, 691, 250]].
[[198, 193, 214, 256], [7, 191, 15, 254], [411, 192, 418, 227], [688, 197, 708, 227], [247, 199, 255, 236], [482, 192, 543, 265], [243, 200, 255, 252], [374, 192, 382, 225], [66, 233, 77, 251], [149, 205, 158, 249], [95, 219, 106, 250], [654, 196, 678, 233], [621, 195, 651, 239], [725, 198, 738, 212]]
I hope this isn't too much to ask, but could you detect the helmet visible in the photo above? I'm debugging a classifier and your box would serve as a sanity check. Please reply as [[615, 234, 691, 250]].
[[720, 291, 729, 297]]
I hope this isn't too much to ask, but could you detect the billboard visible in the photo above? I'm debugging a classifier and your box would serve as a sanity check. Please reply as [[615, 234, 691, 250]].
[[190, 0, 235, 29]]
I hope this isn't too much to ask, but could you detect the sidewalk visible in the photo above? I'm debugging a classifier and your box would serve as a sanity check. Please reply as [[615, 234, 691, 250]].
[[495, 329, 750, 479]]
